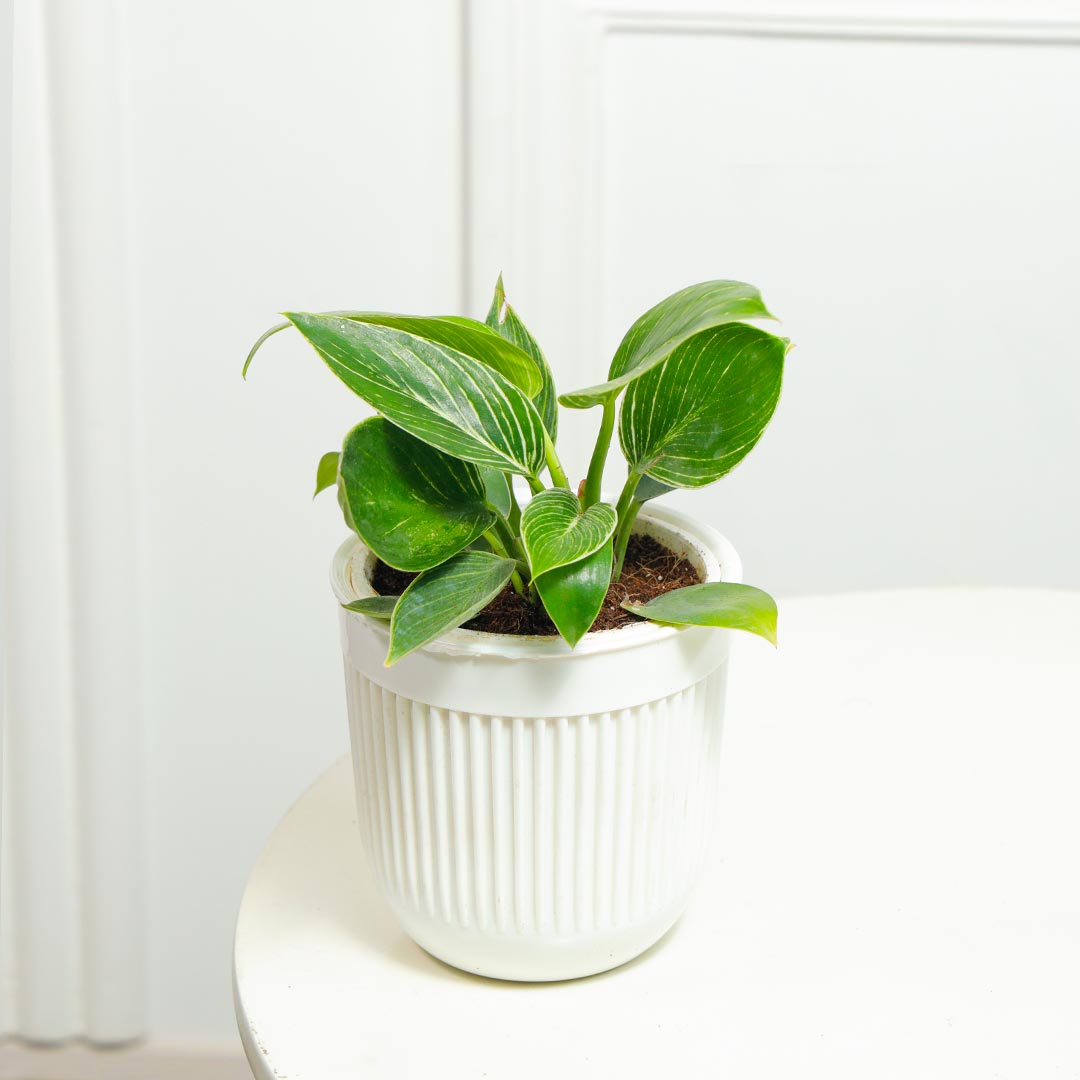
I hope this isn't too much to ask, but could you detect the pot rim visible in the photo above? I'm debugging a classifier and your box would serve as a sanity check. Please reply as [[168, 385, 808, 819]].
[[331, 503, 742, 663]]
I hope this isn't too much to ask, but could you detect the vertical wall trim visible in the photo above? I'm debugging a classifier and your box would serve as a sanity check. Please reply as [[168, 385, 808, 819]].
[[0, 0, 13, 1037], [3, 0, 83, 1043], [465, 0, 603, 470], [457, 0, 472, 315], [463, 0, 516, 317], [3, 0, 145, 1044], [41, 0, 145, 1043]]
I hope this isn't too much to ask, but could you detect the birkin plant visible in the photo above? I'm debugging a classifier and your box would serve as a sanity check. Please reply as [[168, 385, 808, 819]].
[[245, 278, 789, 665]]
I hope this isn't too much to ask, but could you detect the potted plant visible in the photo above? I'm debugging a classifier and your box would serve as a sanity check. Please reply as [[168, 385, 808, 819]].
[[245, 276, 788, 981]]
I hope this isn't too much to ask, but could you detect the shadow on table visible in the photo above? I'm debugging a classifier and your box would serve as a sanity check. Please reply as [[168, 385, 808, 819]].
[[408, 916, 687, 989]]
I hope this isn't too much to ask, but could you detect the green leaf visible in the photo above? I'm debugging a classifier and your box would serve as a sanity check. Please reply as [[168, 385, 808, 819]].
[[243, 321, 289, 378], [634, 474, 675, 503], [339, 417, 495, 572], [619, 322, 785, 488], [560, 280, 774, 409], [623, 582, 777, 645], [285, 312, 547, 478], [520, 489, 617, 578], [485, 275, 558, 437], [341, 313, 542, 397], [336, 473, 356, 533], [534, 544, 613, 648], [480, 468, 512, 518], [342, 595, 398, 620], [245, 313, 542, 397], [314, 451, 339, 497], [387, 550, 517, 665]]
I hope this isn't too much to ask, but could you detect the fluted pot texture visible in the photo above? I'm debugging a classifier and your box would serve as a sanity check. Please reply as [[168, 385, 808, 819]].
[[331, 504, 740, 981]]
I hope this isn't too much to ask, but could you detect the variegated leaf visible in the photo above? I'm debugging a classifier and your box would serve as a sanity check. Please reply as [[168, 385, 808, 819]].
[[485, 274, 558, 436], [619, 322, 785, 488], [387, 550, 517, 665], [339, 417, 495, 571], [560, 280, 774, 409], [520, 489, 617, 578], [245, 311, 542, 396], [285, 312, 547, 478]]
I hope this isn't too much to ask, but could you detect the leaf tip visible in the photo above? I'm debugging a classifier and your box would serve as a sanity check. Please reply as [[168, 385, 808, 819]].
[[280, 310, 310, 331], [243, 319, 294, 378], [491, 273, 509, 324]]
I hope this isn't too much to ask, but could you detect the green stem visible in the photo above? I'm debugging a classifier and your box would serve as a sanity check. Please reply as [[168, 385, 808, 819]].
[[527, 475, 546, 496], [611, 470, 643, 582], [506, 480, 522, 534], [613, 499, 643, 581], [492, 516, 522, 561], [510, 568, 527, 598], [543, 433, 570, 489], [582, 395, 616, 508], [614, 469, 642, 526], [484, 529, 527, 598], [493, 515, 532, 587], [483, 528, 508, 557]]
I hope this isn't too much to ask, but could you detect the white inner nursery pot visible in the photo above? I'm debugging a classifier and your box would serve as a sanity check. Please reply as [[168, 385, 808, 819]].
[[331, 502, 742, 982]]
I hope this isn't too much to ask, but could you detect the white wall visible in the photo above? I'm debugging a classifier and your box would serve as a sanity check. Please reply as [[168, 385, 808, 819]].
[[131, 0, 464, 1044], [468, 0, 1080, 597], [4, 0, 1080, 1056], [4, 0, 463, 1049], [596, 17, 1080, 595]]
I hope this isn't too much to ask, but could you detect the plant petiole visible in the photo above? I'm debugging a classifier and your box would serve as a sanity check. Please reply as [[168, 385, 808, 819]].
[[543, 433, 571, 490], [485, 528, 528, 598], [506, 478, 523, 533], [611, 470, 643, 582], [582, 394, 616, 508], [612, 499, 642, 580], [492, 515, 523, 560]]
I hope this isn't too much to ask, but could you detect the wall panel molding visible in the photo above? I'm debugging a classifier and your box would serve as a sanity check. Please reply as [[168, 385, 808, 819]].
[[466, 0, 1080, 333], [596, 8, 1080, 42], [3, 0, 82, 1043], [0, 0, 16, 1038], [3, 0, 145, 1044], [465, 0, 1080, 582], [466, 0, 608, 470]]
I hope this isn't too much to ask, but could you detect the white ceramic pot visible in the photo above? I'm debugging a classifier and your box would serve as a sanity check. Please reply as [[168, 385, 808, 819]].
[[331, 504, 741, 981]]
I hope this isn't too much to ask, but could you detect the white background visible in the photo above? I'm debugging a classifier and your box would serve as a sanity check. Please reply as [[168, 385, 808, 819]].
[[3, 0, 1079, 1056]]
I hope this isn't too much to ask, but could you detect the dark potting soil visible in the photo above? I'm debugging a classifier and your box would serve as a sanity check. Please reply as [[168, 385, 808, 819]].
[[370, 534, 701, 637]]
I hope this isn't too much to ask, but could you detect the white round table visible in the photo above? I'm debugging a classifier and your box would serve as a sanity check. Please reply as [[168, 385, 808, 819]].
[[234, 590, 1080, 1079]]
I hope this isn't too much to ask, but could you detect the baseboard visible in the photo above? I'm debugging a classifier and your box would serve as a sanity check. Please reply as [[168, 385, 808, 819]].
[[0, 1041, 250, 1080]]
